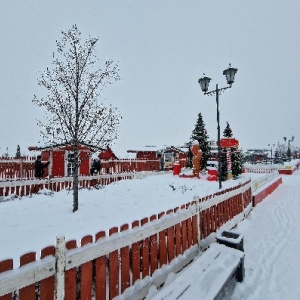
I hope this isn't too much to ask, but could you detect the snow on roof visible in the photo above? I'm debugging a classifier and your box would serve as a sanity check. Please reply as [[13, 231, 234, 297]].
[[127, 145, 161, 153], [127, 145, 187, 153]]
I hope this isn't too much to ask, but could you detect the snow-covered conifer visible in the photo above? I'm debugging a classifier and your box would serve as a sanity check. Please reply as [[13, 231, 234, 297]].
[[190, 113, 211, 170]]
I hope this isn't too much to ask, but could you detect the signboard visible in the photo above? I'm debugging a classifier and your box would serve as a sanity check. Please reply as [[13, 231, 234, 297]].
[[220, 138, 239, 149]]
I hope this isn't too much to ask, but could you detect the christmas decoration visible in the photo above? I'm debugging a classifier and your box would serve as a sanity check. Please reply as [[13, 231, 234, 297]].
[[190, 113, 211, 170]]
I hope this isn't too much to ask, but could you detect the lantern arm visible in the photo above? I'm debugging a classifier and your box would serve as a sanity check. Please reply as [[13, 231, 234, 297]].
[[204, 85, 232, 96]]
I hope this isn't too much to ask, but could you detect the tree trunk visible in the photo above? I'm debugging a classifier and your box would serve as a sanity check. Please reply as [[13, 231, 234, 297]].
[[73, 143, 79, 212]]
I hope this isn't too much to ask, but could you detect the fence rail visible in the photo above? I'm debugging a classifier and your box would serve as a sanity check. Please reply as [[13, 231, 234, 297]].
[[243, 160, 300, 175], [0, 180, 252, 300], [0, 173, 135, 199], [0, 158, 187, 181], [250, 171, 281, 193]]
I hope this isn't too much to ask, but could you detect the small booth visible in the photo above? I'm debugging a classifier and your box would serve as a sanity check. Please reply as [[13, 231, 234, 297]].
[[127, 146, 188, 171], [158, 146, 187, 171]]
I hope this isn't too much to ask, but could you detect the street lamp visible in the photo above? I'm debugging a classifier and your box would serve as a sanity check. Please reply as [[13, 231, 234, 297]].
[[198, 64, 238, 189], [283, 136, 295, 161], [268, 144, 275, 164]]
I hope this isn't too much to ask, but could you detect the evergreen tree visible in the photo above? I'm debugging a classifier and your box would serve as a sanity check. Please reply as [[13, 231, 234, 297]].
[[231, 150, 243, 179], [223, 122, 233, 137], [15, 145, 21, 158], [282, 151, 287, 162], [190, 113, 211, 170], [274, 149, 280, 164]]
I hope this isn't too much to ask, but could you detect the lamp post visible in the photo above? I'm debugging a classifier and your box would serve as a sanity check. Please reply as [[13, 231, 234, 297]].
[[283, 136, 295, 161], [268, 144, 275, 164], [198, 64, 238, 189]]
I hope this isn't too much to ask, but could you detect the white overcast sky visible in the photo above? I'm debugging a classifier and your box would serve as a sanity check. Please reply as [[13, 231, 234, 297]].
[[1, 1, 300, 157]]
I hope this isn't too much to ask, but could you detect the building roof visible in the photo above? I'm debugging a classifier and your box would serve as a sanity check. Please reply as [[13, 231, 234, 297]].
[[127, 145, 187, 154], [28, 142, 105, 152], [99, 146, 118, 160]]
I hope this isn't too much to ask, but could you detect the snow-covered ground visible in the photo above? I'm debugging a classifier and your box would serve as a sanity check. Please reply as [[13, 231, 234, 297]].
[[0, 171, 256, 265], [1, 170, 299, 299], [148, 171, 300, 300]]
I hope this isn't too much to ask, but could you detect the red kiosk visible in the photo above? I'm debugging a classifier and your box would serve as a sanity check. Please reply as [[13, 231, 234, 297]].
[[28, 143, 105, 177]]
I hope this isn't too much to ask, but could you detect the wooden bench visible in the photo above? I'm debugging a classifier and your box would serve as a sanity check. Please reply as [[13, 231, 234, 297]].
[[149, 243, 245, 300]]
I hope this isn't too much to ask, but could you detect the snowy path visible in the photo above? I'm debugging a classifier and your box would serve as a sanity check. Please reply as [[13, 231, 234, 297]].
[[150, 171, 300, 300], [231, 171, 300, 299]]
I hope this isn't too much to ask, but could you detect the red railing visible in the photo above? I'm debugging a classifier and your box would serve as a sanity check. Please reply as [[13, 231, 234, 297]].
[[0, 173, 134, 198], [0, 180, 252, 300], [0, 158, 187, 180]]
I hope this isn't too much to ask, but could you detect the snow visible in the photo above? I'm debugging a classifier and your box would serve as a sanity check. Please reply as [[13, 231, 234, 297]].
[[1, 170, 300, 299], [0, 172, 253, 265], [147, 172, 300, 300]]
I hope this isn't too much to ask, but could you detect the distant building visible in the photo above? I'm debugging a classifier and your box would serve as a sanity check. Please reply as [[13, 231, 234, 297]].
[[127, 145, 187, 169]]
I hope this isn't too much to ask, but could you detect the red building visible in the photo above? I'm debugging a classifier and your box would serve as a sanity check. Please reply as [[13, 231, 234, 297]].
[[28, 143, 106, 177], [99, 146, 118, 160]]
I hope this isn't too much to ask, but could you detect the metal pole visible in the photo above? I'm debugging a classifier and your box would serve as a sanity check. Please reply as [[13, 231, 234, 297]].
[[271, 146, 273, 164], [216, 84, 222, 189]]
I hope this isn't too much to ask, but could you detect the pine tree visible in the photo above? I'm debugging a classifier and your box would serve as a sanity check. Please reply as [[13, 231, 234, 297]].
[[231, 150, 243, 179], [15, 145, 21, 158], [33, 25, 121, 212], [190, 113, 211, 170], [223, 121, 233, 137]]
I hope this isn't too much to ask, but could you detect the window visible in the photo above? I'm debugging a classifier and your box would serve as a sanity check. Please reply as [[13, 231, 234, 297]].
[[67, 152, 75, 176]]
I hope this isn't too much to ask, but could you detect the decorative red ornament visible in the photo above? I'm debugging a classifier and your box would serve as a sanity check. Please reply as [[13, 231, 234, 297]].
[[220, 138, 239, 148]]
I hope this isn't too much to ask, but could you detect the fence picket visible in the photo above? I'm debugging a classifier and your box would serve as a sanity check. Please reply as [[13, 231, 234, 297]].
[[109, 227, 119, 300], [95, 231, 107, 300], [80, 235, 93, 300], [19, 252, 36, 300], [158, 212, 167, 267], [0, 259, 13, 300], [174, 207, 182, 257], [149, 215, 158, 275], [166, 210, 175, 263], [120, 224, 130, 294], [141, 218, 150, 279], [180, 206, 188, 253], [65, 240, 77, 300], [40, 246, 55, 300], [131, 220, 140, 284], [186, 205, 193, 249]]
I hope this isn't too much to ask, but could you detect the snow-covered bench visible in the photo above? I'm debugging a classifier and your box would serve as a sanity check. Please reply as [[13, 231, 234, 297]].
[[150, 243, 245, 300]]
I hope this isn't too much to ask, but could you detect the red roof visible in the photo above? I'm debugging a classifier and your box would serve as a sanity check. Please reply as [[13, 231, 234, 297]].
[[99, 146, 118, 160]]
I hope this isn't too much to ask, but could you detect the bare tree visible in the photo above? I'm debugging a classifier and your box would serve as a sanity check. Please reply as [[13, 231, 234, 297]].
[[33, 25, 121, 212]]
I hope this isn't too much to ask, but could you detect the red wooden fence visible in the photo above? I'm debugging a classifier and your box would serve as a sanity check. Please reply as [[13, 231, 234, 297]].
[[0, 180, 252, 300], [0, 158, 187, 180], [0, 173, 134, 198]]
